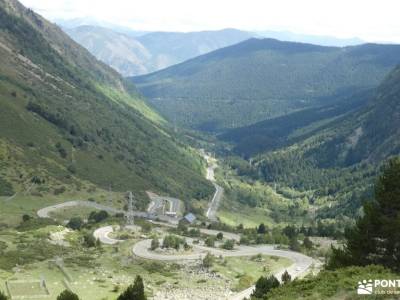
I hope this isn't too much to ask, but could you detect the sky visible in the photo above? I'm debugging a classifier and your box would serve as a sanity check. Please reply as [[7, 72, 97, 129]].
[[19, 0, 400, 43]]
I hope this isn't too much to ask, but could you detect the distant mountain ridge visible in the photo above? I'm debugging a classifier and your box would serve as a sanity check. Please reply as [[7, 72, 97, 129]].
[[65, 26, 253, 76], [132, 38, 400, 131], [255, 30, 364, 46]]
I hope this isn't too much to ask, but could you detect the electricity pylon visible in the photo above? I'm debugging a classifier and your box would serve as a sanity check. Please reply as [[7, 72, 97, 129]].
[[126, 191, 135, 226]]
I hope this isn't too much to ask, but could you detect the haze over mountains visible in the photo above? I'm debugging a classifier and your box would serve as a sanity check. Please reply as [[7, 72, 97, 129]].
[[255, 30, 363, 47], [65, 26, 253, 76], [60, 18, 372, 77]]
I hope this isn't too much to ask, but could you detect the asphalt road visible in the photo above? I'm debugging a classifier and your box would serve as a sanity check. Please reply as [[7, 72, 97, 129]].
[[132, 238, 313, 300], [203, 152, 224, 221], [37, 200, 179, 224], [36, 199, 314, 300], [93, 225, 122, 245]]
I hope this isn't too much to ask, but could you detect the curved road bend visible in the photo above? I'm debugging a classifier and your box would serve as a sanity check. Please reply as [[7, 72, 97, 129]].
[[37, 200, 179, 224], [36, 199, 314, 300], [132, 239, 313, 300], [93, 225, 122, 245]]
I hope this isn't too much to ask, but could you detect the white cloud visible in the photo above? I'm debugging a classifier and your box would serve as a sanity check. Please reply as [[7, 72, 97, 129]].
[[19, 0, 400, 42]]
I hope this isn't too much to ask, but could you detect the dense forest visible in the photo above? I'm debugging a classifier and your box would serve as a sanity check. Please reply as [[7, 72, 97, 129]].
[[133, 38, 400, 131]]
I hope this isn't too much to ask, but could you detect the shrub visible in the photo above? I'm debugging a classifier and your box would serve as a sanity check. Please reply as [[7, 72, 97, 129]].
[[281, 270, 291, 284], [67, 217, 83, 230], [57, 290, 79, 300], [17, 217, 57, 231], [150, 238, 159, 250], [53, 186, 66, 195], [22, 214, 31, 222], [162, 235, 185, 250], [202, 252, 214, 268], [205, 237, 215, 247], [88, 210, 109, 223], [0, 290, 8, 300], [222, 239, 235, 250], [83, 233, 97, 248], [303, 237, 313, 250]]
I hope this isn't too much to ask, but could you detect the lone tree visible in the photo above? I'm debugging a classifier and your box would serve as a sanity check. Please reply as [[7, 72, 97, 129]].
[[205, 236, 215, 247], [303, 237, 313, 250], [117, 275, 146, 300], [150, 238, 159, 250], [222, 239, 235, 250], [289, 237, 301, 252], [257, 223, 266, 234], [281, 270, 291, 284], [328, 158, 400, 272], [67, 217, 83, 230], [57, 290, 79, 300], [252, 275, 280, 298], [202, 252, 215, 268], [22, 214, 31, 222]]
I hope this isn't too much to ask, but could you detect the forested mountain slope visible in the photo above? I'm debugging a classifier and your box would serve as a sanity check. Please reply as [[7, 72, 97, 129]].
[[133, 38, 400, 131], [0, 0, 213, 201], [220, 88, 373, 156], [251, 65, 400, 217], [65, 26, 253, 76]]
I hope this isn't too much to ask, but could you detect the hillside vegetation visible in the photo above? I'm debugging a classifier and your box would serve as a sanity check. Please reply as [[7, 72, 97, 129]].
[[133, 38, 400, 131], [0, 0, 213, 202], [233, 65, 400, 219]]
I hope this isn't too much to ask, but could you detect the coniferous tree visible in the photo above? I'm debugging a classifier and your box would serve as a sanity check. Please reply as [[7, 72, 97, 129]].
[[328, 158, 400, 271], [118, 275, 146, 300], [257, 223, 266, 234], [289, 237, 301, 252], [202, 252, 215, 268], [150, 238, 159, 250], [281, 270, 291, 284], [303, 237, 313, 250], [57, 290, 79, 300], [0, 291, 8, 300], [252, 275, 280, 298]]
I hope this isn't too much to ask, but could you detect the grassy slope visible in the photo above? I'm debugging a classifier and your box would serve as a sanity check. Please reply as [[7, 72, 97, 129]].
[[0, 0, 213, 203], [133, 38, 400, 131]]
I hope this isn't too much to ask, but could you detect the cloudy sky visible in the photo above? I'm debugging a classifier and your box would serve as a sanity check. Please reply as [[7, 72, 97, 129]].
[[20, 0, 400, 42]]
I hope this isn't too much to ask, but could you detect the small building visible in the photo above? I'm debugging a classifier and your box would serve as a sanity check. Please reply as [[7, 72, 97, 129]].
[[181, 213, 196, 225], [165, 211, 177, 217]]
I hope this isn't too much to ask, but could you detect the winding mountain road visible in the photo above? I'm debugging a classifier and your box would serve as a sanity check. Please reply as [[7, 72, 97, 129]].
[[203, 151, 224, 221], [37, 201, 315, 300], [132, 237, 313, 300]]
